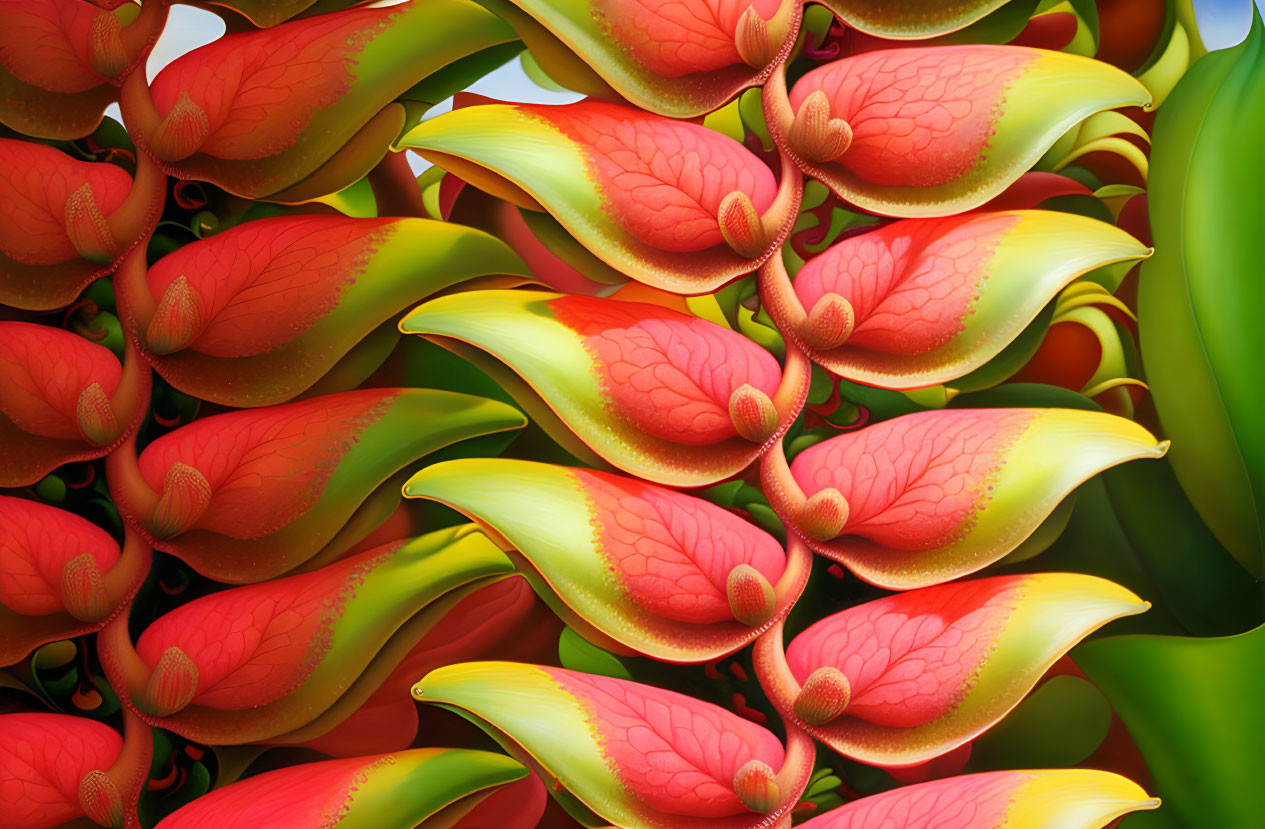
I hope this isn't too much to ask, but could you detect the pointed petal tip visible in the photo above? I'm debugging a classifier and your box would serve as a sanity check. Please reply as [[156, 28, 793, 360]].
[[61, 554, 111, 623], [794, 666, 851, 726], [78, 768, 124, 828], [149, 462, 211, 539], [733, 759, 780, 814], [145, 275, 202, 355], [88, 11, 128, 80], [735, 8, 773, 70], [727, 564, 777, 627], [795, 488, 849, 542], [718, 191, 769, 259], [149, 91, 209, 162], [729, 384, 779, 443], [789, 92, 852, 164], [141, 645, 197, 717], [77, 382, 120, 446], [64, 183, 120, 264], [802, 293, 854, 351]]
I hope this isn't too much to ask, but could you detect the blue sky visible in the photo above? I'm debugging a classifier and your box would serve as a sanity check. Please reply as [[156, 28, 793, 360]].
[[108, 0, 1263, 173]]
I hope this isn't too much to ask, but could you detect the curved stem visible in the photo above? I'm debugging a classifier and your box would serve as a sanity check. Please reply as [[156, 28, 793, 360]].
[[772, 534, 814, 612], [754, 617, 804, 720], [760, 615, 815, 821], [109, 328, 154, 440], [108, 150, 167, 247], [96, 605, 151, 708], [759, 253, 810, 347], [760, 436, 809, 528], [118, 66, 162, 153], [102, 527, 153, 611], [368, 150, 428, 219], [761, 63, 795, 155], [118, 0, 171, 69], [771, 341, 811, 426], [112, 244, 156, 334], [761, 150, 804, 257], [105, 429, 161, 528], [106, 709, 153, 829]]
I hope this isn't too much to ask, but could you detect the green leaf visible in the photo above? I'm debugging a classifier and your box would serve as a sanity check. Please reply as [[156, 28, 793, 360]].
[[1077, 624, 1265, 829], [1138, 13, 1265, 578]]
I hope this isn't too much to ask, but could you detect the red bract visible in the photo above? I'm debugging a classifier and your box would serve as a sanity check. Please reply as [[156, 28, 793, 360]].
[[0, 496, 150, 665], [753, 573, 1147, 766], [0, 139, 163, 310], [98, 527, 515, 743], [492, 0, 803, 117], [0, 321, 150, 487], [0, 711, 150, 829], [114, 213, 529, 406], [152, 748, 538, 828], [0, 0, 167, 139], [401, 291, 809, 486], [763, 408, 1165, 587], [106, 387, 525, 581], [399, 100, 802, 292], [404, 458, 812, 662], [119, 0, 517, 200]]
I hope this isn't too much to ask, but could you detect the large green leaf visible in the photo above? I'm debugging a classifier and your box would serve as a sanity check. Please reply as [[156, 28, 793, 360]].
[[1077, 624, 1265, 829], [1138, 12, 1265, 578]]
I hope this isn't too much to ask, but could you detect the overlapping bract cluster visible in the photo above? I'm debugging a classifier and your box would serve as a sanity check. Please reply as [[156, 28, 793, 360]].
[[0, 0, 1181, 828]]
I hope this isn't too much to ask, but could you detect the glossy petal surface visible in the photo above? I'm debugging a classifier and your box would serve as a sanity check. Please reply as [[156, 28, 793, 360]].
[[415, 662, 796, 828], [786, 408, 1166, 587], [498, 0, 801, 116], [404, 458, 793, 660], [153, 748, 527, 828], [118, 214, 527, 406], [0, 713, 121, 829], [785, 210, 1149, 388], [114, 388, 525, 582], [401, 291, 793, 486], [797, 769, 1158, 828], [785, 47, 1150, 216], [778, 574, 1147, 764], [399, 101, 790, 292]]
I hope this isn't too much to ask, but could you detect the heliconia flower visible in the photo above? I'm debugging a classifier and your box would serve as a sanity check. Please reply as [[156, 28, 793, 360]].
[[795, 769, 1159, 828], [0, 497, 151, 666], [397, 100, 801, 293], [762, 408, 1167, 589], [152, 748, 531, 829], [759, 210, 1151, 389], [97, 526, 514, 744], [764, 47, 1150, 216], [280, 574, 547, 758], [486, 0, 803, 118], [105, 388, 526, 583], [819, 0, 1011, 40], [119, 0, 516, 201], [413, 663, 816, 828], [113, 214, 529, 407], [0, 0, 166, 140], [403, 458, 813, 662], [752, 573, 1148, 766], [0, 711, 152, 829], [0, 141, 163, 310], [400, 291, 809, 487], [0, 322, 150, 487]]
